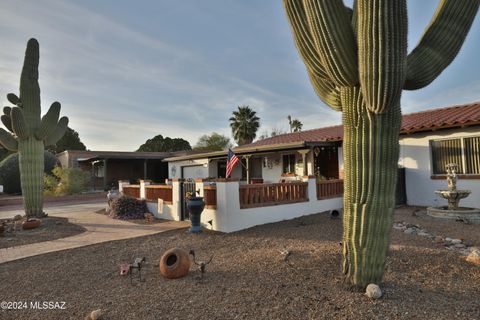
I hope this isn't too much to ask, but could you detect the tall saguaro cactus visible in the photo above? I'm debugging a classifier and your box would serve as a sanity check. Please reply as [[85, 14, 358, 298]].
[[283, 0, 479, 288], [0, 39, 69, 217]]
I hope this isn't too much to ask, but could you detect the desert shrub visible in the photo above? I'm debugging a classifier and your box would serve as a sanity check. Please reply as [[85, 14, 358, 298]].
[[43, 174, 59, 196], [44, 166, 90, 195], [110, 196, 147, 220], [0, 151, 58, 194]]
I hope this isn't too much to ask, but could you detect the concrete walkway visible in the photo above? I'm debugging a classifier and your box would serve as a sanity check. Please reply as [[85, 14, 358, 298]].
[[0, 202, 189, 264]]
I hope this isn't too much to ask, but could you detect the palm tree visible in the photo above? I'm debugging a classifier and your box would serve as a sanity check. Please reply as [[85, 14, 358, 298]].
[[229, 106, 260, 145], [288, 115, 303, 132], [291, 119, 303, 132]]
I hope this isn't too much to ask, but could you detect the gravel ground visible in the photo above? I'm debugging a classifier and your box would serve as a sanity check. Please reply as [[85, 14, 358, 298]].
[[0, 217, 86, 249], [0, 206, 479, 320]]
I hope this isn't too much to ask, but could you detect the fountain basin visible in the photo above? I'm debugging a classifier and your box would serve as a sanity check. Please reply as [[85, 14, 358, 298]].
[[435, 190, 471, 210], [435, 190, 471, 200], [427, 206, 480, 224]]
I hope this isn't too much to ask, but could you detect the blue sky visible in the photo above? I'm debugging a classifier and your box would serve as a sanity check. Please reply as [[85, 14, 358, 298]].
[[0, 0, 479, 151]]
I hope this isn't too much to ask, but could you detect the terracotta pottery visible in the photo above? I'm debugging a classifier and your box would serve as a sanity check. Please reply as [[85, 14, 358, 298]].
[[22, 218, 42, 230], [159, 248, 191, 279]]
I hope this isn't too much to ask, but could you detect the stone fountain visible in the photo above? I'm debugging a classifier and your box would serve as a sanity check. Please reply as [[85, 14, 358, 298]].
[[427, 163, 480, 223]]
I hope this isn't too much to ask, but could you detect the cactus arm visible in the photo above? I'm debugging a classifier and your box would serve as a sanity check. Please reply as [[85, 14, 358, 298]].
[[404, 0, 480, 90], [357, 0, 407, 114], [308, 71, 342, 111], [7, 93, 21, 107], [0, 128, 18, 151], [36, 101, 61, 140], [302, 0, 358, 87], [44, 116, 68, 146], [11, 107, 30, 139], [1, 115, 13, 132], [283, 0, 330, 80]]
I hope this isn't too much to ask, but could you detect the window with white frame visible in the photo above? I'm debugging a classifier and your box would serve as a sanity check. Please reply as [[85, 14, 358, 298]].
[[430, 136, 480, 174]]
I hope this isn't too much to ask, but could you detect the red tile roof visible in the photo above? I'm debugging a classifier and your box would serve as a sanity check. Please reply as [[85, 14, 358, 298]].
[[401, 102, 480, 132], [238, 102, 480, 149]]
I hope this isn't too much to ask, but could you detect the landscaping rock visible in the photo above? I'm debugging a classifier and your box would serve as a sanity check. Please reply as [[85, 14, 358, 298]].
[[418, 232, 431, 237], [12, 214, 23, 221], [85, 309, 103, 320], [434, 236, 444, 243], [451, 239, 462, 245], [454, 243, 466, 249], [465, 249, 480, 266], [404, 228, 415, 235], [365, 284, 382, 299]]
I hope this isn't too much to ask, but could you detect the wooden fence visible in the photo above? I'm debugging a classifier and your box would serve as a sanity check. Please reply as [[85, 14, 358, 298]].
[[316, 179, 344, 200], [122, 185, 140, 198], [145, 185, 173, 204], [203, 185, 217, 208], [239, 182, 308, 209]]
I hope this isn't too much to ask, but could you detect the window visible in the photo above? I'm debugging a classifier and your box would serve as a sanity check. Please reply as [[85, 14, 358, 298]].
[[431, 136, 480, 174], [465, 136, 480, 174], [217, 161, 226, 178], [282, 154, 296, 174]]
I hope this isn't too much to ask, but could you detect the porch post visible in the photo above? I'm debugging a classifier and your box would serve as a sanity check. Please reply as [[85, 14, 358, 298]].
[[243, 155, 251, 184], [103, 159, 108, 191], [143, 159, 148, 180], [297, 149, 310, 177]]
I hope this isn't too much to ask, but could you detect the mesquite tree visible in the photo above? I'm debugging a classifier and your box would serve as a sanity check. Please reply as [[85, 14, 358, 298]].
[[283, 0, 479, 287], [0, 39, 68, 217]]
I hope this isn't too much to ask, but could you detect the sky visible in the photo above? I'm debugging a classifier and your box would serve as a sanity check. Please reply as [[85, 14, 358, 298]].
[[0, 0, 479, 151]]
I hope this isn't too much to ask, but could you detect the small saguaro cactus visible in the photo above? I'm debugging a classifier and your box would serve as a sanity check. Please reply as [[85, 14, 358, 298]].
[[283, 0, 479, 288], [0, 38, 68, 217]]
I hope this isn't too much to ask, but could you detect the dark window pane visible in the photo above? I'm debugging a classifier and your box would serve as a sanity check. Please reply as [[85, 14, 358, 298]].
[[431, 139, 463, 174], [465, 136, 480, 174]]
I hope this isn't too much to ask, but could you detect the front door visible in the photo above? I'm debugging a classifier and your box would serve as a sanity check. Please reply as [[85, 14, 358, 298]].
[[314, 146, 339, 179]]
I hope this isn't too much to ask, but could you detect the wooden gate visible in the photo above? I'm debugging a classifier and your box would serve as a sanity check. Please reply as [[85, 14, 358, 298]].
[[180, 179, 197, 220]]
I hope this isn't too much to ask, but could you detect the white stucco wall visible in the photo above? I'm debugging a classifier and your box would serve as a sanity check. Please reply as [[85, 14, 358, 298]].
[[261, 153, 283, 183], [211, 179, 343, 233], [143, 178, 342, 233], [399, 127, 480, 208]]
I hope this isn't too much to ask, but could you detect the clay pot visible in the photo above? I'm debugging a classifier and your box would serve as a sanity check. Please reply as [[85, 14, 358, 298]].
[[159, 248, 191, 279], [22, 218, 42, 230]]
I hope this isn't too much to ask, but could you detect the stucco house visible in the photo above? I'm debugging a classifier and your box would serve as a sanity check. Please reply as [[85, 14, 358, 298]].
[[120, 102, 479, 232]]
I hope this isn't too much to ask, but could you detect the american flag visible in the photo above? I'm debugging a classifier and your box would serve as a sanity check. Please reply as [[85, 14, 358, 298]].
[[226, 149, 240, 178]]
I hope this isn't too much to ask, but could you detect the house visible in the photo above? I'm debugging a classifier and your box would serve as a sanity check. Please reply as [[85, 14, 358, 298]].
[[121, 102, 479, 232], [57, 150, 197, 190]]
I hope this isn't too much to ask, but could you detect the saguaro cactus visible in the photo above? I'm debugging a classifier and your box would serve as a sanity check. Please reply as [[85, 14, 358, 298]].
[[283, 0, 479, 288], [0, 38, 68, 217]]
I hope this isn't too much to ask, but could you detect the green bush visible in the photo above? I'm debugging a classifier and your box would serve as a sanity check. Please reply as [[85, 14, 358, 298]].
[[0, 151, 58, 194], [44, 166, 90, 195]]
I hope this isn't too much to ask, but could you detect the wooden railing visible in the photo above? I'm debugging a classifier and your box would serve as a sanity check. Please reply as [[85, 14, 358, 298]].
[[203, 185, 217, 208], [316, 179, 344, 200], [239, 182, 308, 209], [145, 185, 173, 204], [122, 185, 140, 198]]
